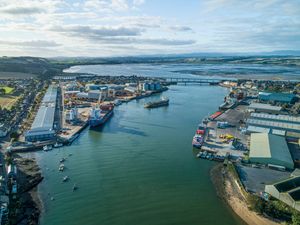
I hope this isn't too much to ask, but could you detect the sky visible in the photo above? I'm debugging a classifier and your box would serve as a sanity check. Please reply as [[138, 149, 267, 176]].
[[0, 0, 299, 57]]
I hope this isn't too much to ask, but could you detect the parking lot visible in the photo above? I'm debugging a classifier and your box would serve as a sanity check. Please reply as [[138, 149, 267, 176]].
[[236, 165, 291, 193]]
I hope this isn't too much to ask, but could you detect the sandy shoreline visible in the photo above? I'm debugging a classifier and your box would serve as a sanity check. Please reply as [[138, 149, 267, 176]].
[[210, 164, 281, 225]]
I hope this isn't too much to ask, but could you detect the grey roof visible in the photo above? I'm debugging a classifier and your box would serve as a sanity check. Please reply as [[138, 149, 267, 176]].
[[246, 125, 270, 133], [251, 113, 300, 124], [42, 85, 57, 103], [31, 106, 55, 130], [27, 85, 57, 134], [250, 133, 293, 168], [249, 103, 282, 111], [247, 118, 300, 133]]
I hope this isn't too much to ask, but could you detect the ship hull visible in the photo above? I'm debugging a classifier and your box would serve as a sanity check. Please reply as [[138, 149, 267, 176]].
[[89, 110, 113, 127], [144, 100, 169, 108]]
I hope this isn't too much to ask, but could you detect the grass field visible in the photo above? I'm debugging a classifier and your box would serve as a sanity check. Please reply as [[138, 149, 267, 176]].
[[0, 86, 14, 94], [0, 95, 18, 109], [0, 72, 38, 79]]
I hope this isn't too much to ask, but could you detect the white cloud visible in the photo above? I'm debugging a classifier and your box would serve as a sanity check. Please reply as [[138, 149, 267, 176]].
[[132, 0, 145, 6]]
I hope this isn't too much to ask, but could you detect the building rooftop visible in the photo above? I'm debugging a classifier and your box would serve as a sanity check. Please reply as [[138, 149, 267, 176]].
[[42, 85, 57, 103], [30, 106, 55, 131], [246, 125, 270, 134], [250, 133, 293, 168], [247, 118, 300, 133], [249, 103, 282, 111], [251, 113, 300, 124], [259, 92, 296, 103]]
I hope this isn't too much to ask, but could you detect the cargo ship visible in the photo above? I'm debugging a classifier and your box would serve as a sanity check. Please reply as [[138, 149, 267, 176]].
[[89, 104, 114, 128], [192, 122, 207, 148], [144, 97, 169, 108]]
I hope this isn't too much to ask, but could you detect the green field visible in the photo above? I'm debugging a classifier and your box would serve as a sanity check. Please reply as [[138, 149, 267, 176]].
[[0, 95, 18, 109], [0, 86, 17, 109], [0, 86, 14, 94]]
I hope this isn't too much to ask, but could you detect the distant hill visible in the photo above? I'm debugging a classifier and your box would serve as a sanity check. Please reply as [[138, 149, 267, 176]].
[[0, 56, 66, 79]]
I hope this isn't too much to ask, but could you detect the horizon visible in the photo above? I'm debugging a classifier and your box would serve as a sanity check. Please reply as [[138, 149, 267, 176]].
[[0, 0, 300, 57]]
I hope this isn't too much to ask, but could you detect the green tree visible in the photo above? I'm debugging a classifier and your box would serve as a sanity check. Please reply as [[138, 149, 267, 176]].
[[0, 88, 5, 95], [292, 211, 300, 225]]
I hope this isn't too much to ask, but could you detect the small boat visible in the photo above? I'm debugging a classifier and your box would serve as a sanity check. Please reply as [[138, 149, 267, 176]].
[[114, 99, 122, 106], [58, 164, 65, 172], [72, 183, 78, 192], [68, 153, 73, 157], [43, 145, 52, 151], [60, 158, 66, 163], [54, 142, 63, 148], [63, 176, 69, 182]]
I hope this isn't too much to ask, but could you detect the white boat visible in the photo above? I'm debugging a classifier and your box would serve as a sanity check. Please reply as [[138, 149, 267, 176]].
[[58, 164, 65, 172], [43, 145, 52, 151], [63, 176, 69, 182], [60, 158, 66, 163], [54, 142, 63, 148]]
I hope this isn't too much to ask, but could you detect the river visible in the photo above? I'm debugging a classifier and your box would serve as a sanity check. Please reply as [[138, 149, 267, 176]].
[[35, 84, 245, 225], [64, 63, 300, 79]]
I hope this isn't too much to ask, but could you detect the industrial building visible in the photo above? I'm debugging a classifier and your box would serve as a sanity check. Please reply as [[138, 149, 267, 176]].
[[25, 85, 58, 142], [259, 92, 297, 104], [250, 113, 300, 124], [265, 173, 300, 212], [249, 133, 294, 169], [247, 113, 300, 135], [248, 103, 283, 114], [139, 81, 162, 92]]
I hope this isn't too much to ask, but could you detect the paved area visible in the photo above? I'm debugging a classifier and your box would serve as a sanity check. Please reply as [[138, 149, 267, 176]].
[[236, 164, 291, 193], [200, 105, 250, 160]]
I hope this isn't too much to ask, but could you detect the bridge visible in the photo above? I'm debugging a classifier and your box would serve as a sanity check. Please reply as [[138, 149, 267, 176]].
[[155, 77, 237, 85]]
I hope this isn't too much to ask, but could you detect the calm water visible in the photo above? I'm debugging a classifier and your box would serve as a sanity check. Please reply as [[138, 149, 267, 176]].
[[64, 63, 300, 79], [36, 85, 245, 225]]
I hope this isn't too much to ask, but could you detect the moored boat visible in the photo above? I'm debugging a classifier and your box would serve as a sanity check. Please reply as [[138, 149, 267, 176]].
[[43, 145, 52, 151], [89, 103, 114, 128], [144, 97, 169, 108], [63, 176, 69, 182]]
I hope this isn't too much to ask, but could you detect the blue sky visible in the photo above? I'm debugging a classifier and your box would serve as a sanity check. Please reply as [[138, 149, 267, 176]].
[[0, 0, 299, 57]]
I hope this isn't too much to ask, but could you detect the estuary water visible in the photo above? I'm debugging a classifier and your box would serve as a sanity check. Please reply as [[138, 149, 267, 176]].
[[64, 63, 300, 79], [36, 85, 245, 225]]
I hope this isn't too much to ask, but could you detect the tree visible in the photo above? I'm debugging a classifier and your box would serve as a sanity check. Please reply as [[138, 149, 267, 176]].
[[292, 211, 300, 225], [0, 88, 5, 95]]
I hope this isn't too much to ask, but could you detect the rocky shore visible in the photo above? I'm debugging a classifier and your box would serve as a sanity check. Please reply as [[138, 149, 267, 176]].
[[210, 163, 280, 225], [11, 156, 43, 225]]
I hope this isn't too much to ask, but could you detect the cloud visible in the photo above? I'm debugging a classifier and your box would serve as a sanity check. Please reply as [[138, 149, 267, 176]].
[[0, 40, 61, 48], [132, 0, 145, 6], [48, 24, 143, 37], [95, 37, 196, 46], [0, 5, 45, 15], [169, 25, 193, 32]]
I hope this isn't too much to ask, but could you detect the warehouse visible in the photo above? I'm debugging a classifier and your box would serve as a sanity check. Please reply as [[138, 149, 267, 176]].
[[248, 103, 282, 114], [265, 174, 300, 212], [247, 118, 300, 134], [250, 113, 300, 125], [25, 85, 57, 142], [249, 133, 294, 169], [259, 92, 297, 104]]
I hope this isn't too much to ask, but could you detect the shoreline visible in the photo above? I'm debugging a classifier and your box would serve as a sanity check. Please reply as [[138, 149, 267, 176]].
[[13, 155, 44, 225], [210, 163, 281, 225]]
